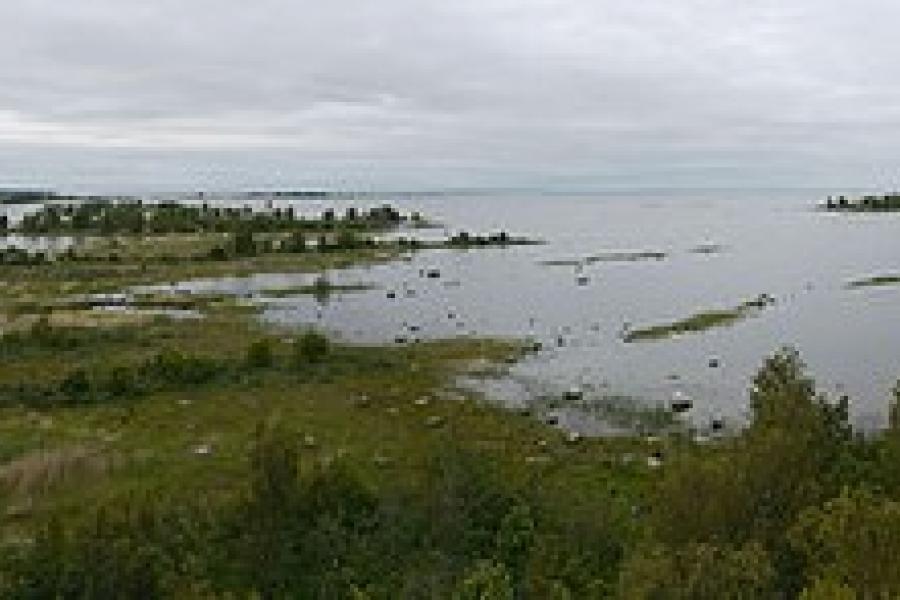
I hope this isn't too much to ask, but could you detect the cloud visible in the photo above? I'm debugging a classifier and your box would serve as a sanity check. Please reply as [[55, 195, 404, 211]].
[[1, 0, 900, 188]]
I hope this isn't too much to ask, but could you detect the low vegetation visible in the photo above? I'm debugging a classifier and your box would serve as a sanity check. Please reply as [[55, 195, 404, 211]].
[[624, 293, 776, 342], [1, 333, 899, 597], [846, 274, 900, 289]]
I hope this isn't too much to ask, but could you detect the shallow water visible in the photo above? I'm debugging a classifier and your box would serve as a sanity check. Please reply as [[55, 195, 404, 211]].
[[10, 189, 900, 429]]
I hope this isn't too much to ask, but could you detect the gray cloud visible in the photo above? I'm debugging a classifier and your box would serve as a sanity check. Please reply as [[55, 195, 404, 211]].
[[2, 0, 900, 189]]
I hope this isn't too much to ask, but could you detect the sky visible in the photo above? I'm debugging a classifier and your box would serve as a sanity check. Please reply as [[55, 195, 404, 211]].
[[2, 0, 900, 191]]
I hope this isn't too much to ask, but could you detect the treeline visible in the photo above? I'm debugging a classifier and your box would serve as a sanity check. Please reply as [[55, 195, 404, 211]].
[[824, 193, 900, 212], [12, 201, 420, 235], [0, 230, 532, 267], [0, 229, 379, 267]]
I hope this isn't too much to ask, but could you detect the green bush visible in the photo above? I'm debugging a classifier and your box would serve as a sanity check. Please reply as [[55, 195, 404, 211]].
[[617, 542, 776, 599], [246, 338, 274, 368], [59, 368, 91, 403], [294, 330, 330, 364], [453, 560, 514, 600], [0, 499, 211, 599], [232, 229, 257, 257], [790, 488, 900, 597]]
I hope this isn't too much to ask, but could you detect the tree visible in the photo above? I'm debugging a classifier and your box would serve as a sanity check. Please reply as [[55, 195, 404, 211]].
[[790, 488, 900, 597], [617, 542, 775, 599], [453, 560, 514, 600]]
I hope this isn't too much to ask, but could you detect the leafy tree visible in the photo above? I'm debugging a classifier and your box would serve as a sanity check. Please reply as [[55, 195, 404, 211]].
[[790, 488, 900, 597], [617, 542, 775, 599], [453, 560, 514, 600]]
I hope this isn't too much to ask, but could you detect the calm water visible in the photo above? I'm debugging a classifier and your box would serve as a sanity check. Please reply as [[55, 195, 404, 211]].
[[7, 189, 900, 430]]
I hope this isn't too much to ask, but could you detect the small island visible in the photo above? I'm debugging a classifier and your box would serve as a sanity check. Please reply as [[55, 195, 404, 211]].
[[823, 193, 900, 212]]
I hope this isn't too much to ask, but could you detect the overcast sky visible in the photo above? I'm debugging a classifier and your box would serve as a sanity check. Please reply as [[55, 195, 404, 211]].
[[2, 0, 900, 190]]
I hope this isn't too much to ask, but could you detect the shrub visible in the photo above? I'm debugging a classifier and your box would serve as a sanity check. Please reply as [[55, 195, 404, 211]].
[[294, 330, 330, 364], [106, 365, 138, 398], [798, 578, 857, 599], [453, 560, 514, 600], [246, 339, 274, 369], [335, 229, 361, 249], [285, 231, 306, 253], [0, 499, 209, 599], [232, 229, 256, 257], [59, 368, 92, 403], [145, 349, 220, 385], [617, 542, 776, 599], [790, 488, 900, 597]]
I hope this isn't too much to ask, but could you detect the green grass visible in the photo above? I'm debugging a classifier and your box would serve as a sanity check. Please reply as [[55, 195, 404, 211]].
[[624, 294, 775, 342], [0, 315, 648, 526]]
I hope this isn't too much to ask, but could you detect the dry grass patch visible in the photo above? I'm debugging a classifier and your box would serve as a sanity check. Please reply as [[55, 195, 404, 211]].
[[0, 445, 117, 499]]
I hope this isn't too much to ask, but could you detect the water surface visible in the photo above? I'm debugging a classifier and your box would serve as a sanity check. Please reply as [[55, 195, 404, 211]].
[[10, 189, 900, 429]]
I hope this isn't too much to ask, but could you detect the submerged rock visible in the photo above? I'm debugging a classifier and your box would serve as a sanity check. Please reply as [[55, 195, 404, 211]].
[[193, 444, 212, 457], [670, 391, 693, 413], [425, 415, 446, 428], [563, 387, 583, 401]]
